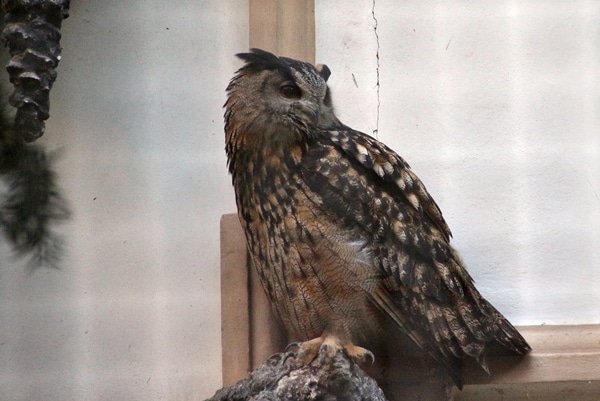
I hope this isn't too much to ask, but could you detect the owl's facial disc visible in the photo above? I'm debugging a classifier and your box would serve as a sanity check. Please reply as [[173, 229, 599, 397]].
[[251, 68, 322, 133], [289, 67, 328, 101]]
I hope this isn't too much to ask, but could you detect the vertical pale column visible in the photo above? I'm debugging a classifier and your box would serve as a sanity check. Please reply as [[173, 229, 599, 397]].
[[249, 0, 315, 63], [220, 214, 252, 386]]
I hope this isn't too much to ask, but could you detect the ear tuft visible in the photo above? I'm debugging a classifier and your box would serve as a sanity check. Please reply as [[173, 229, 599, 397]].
[[315, 64, 331, 81], [236, 48, 281, 72]]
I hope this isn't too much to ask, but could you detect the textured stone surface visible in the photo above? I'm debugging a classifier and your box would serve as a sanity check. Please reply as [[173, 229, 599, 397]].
[[207, 351, 388, 401]]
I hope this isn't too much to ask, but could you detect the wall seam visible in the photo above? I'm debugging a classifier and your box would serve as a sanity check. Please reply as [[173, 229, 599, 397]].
[[371, 0, 380, 139]]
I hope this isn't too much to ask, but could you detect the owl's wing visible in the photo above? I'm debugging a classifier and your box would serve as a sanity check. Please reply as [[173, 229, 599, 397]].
[[325, 128, 452, 241], [304, 127, 529, 388]]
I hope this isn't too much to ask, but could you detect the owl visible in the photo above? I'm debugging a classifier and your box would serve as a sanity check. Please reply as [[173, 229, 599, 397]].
[[224, 48, 530, 389]]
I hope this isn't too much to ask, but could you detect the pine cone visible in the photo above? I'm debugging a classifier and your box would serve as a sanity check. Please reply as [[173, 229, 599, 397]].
[[1, 0, 70, 142]]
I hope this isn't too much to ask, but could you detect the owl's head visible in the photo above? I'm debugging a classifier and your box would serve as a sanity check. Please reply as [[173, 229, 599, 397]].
[[225, 49, 340, 153]]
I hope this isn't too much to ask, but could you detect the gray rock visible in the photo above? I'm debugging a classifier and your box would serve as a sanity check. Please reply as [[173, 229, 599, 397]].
[[207, 351, 388, 401]]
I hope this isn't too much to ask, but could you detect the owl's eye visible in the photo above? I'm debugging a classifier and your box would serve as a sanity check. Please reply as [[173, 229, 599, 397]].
[[280, 84, 301, 99]]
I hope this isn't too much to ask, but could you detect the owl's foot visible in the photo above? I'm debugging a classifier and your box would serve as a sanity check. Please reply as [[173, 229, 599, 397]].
[[286, 334, 374, 367]]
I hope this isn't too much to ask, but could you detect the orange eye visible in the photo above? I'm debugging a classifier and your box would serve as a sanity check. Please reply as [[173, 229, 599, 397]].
[[280, 84, 301, 99]]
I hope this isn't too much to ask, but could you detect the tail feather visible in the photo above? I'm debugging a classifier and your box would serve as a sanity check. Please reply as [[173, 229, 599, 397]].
[[370, 283, 531, 389], [369, 284, 465, 389]]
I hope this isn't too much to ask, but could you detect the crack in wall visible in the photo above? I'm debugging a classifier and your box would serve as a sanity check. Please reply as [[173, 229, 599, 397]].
[[372, 0, 380, 139]]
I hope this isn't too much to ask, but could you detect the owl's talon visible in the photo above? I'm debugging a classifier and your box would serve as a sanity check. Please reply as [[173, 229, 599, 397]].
[[282, 351, 297, 364], [267, 352, 286, 364], [288, 334, 374, 367], [363, 349, 375, 365], [318, 343, 329, 354], [284, 342, 301, 353]]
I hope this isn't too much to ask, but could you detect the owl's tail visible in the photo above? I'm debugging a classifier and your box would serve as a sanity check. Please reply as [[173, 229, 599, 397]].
[[369, 284, 466, 388], [370, 282, 531, 390]]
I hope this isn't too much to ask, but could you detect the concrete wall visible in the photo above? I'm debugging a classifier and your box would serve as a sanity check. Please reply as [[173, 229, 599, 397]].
[[317, 0, 600, 326], [0, 1, 598, 401], [0, 1, 246, 400]]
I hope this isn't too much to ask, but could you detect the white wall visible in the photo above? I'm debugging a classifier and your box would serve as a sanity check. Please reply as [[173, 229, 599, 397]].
[[317, 0, 600, 325], [0, 1, 246, 400]]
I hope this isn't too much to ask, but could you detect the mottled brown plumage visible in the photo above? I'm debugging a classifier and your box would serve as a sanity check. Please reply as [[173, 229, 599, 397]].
[[224, 48, 530, 389]]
